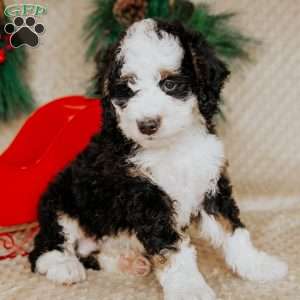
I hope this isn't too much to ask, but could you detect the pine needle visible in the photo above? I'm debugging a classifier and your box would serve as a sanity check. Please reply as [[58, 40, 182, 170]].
[[0, 20, 34, 121]]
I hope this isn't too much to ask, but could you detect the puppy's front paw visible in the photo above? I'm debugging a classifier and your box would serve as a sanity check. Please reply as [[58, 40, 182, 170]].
[[36, 250, 86, 284], [164, 283, 216, 300], [46, 257, 86, 284], [234, 251, 288, 282]]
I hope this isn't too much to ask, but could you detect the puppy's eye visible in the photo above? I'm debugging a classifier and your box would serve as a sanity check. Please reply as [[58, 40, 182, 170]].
[[160, 76, 191, 99], [111, 81, 135, 108], [112, 97, 128, 108], [161, 79, 177, 92]]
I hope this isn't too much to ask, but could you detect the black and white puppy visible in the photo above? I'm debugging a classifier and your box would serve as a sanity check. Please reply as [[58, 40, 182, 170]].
[[29, 19, 287, 300]]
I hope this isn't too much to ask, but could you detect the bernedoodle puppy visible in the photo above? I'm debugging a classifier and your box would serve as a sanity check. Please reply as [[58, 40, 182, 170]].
[[29, 19, 287, 299]]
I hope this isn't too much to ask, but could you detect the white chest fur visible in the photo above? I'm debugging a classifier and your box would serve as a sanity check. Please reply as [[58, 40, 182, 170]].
[[130, 129, 225, 227]]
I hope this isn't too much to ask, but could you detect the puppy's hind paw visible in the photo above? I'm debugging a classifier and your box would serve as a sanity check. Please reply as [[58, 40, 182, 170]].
[[118, 253, 151, 277], [235, 251, 288, 282], [224, 229, 288, 282]]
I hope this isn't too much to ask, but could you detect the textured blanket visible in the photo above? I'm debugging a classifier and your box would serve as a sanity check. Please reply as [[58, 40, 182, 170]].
[[0, 198, 299, 300]]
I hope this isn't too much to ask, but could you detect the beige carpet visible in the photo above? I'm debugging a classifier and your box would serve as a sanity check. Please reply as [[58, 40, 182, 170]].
[[0, 198, 299, 300]]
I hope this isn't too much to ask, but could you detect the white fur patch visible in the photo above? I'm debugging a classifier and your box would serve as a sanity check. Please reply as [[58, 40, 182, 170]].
[[157, 239, 216, 300], [118, 19, 184, 80], [223, 228, 288, 281], [200, 210, 227, 248], [59, 215, 101, 259], [131, 130, 224, 227], [36, 250, 86, 284], [77, 238, 98, 258], [58, 214, 84, 248]]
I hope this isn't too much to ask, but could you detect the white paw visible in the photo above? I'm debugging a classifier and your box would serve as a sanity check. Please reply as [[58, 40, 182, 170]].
[[164, 283, 216, 300], [46, 257, 86, 284], [36, 250, 86, 284], [224, 228, 288, 282], [234, 251, 288, 282]]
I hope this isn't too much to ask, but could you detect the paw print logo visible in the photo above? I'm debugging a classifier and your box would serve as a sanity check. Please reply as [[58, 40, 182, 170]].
[[4, 16, 45, 48]]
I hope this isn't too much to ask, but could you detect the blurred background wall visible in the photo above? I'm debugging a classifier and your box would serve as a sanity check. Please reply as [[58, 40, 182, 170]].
[[1, 0, 299, 199]]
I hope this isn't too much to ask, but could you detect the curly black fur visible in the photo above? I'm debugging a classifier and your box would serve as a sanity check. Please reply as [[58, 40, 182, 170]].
[[79, 255, 101, 270], [203, 174, 245, 230], [29, 123, 180, 269]]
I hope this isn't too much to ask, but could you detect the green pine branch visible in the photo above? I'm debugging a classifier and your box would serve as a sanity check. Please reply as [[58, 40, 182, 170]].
[[0, 20, 34, 121], [186, 5, 251, 61], [83, 0, 123, 60], [84, 0, 253, 63]]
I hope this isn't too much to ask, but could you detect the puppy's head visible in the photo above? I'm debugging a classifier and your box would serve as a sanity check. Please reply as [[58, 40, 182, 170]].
[[98, 19, 229, 147]]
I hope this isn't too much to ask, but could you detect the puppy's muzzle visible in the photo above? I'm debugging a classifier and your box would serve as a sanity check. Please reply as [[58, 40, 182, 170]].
[[137, 117, 161, 135]]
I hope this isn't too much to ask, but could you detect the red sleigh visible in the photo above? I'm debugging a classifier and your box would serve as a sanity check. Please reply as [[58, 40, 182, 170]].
[[0, 96, 102, 258]]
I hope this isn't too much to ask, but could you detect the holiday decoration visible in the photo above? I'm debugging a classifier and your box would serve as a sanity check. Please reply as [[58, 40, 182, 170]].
[[84, 0, 251, 62], [113, 0, 148, 27], [0, 223, 39, 260], [0, 47, 5, 63], [0, 0, 34, 121], [0, 96, 102, 227]]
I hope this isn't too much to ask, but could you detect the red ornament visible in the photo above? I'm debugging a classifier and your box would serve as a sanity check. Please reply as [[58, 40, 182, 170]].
[[3, 34, 13, 51], [0, 48, 6, 64]]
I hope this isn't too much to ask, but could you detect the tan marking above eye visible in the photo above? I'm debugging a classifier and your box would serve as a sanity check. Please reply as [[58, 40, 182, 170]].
[[160, 70, 177, 80], [103, 79, 109, 96], [121, 74, 136, 84]]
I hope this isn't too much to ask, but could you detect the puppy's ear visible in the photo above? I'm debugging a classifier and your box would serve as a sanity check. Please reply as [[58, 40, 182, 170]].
[[187, 31, 230, 125], [94, 43, 122, 133], [94, 43, 119, 98]]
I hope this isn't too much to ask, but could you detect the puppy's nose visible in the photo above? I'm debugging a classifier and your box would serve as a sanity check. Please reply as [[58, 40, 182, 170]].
[[137, 117, 161, 135]]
